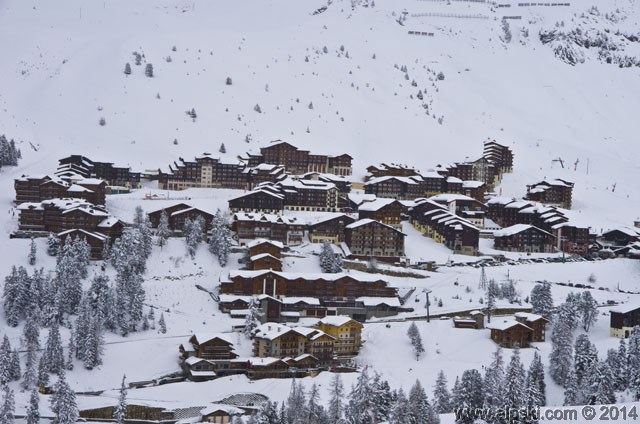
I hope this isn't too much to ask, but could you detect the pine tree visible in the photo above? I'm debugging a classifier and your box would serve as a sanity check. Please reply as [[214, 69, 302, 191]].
[[286, 380, 308, 423], [563, 366, 579, 406], [133, 206, 153, 260], [408, 380, 439, 424], [327, 373, 345, 423], [0, 337, 12, 384], [29, 238, 37, 265], [157, 210, 171, 249], [345, 369, 373, 424], [219, 143, 226, 154], [390, 388, 410, 424], [307, 383, 327, 424], [574, 334, 598, 386], [47, 234, 60, 256], [579, 291, 599, 332], [627, 326, 640, 400], [432, 370, 452, 414], [0, 386, 15, 424], [145, 63, 154, 77], [114, 375, 128, 424], [319, 241, 342, 273], [412, 330, 425, 361], [486, 279, 498, 323], [452, 369, 484, 423], [37, 354, 49, 388], [184, 217, 205, 258], [503, 349, 526, 422], [613, 338, 628, 390], [9, 349, 20, 381], [83, 314, 104, 369], [244, 299, 262, 339], [158, 313, 167, 334], [256, 401, 279, 424], [370, 372, 393, 422], [26, 389, 39, 424], [22, 346, 37, 389], [124, 63, 132, 75], [483, 347, 505, 409], [530, 282, 554, 321], [3, 266, 20, 326], [585, 361, 616, 405], [549, 319, 574, 387], [44, 325, 64, 374], [50, 371, 78, 424], [527, 351, 546, 407], [148, 308, 156, 330]]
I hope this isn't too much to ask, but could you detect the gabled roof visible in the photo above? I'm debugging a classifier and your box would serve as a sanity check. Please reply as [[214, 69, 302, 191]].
[[247, 239, 284, 249], [486, 320, 533, 332], [318, 315, 362, 327], [57, 228, 109, 241], [494, 224, 553, 238], [358, 198, 401, 212], [610, 300, 640, 314], [192, 333, 234, 346], [345, 219, 406, 235]]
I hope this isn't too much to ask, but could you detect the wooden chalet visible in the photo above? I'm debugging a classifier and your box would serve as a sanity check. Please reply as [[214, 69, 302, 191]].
[[514, 312, 549, 342], [180, 333, 238, 360], [249, 254, 282, 271], [228, 188, 285, 214], [16, 198, 122, 240], [358, 198, 404, 228], [483, 140, 514, 174], [416, 209, 479, 256], [219, 270, 397, 299], [245, 141, 352, 176], [601, 228, 640, 249], [462, 180, 487, 202], [364, 176, 425, 200], [308, 214, 356, 244], [486, 319, 533, 348], [300, 172, 351, 194], [428, 193, 487, 228], [199, 405, 244, 424], [344, 219, 406, 261], [57, 155, 141, 188], [552, 222, 590, 255], [251, 323, 336, 365], [15, 175, 107, 206], [148, 203, 214, 232], [494, 224, 555, 253], [247, 239, 284, 259], [277, 178, 340, 212], [243, 163, 286, 189], [232, 213, 304, 245], [525, 179, 574, 209], [610, 302, 640, 338], [159, 153, 246, 191], [58, 229, 109, 260], [366, 163, 421, 180]]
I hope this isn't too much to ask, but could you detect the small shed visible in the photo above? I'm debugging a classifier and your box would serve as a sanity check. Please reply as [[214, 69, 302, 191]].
[[200, 404, 244, 424]]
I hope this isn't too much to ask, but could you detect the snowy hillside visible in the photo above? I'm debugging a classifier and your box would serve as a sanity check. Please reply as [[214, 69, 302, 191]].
[[1, 0, 639, 227], [1, 0, 640, 422]]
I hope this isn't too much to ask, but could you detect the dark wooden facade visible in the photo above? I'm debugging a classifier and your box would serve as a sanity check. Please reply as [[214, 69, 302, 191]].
[[58, 229, 109, 260], [232, 213, 304, 245], [220, 270, 397, 299], [494, 224, 555, 253], [57, 155, 141, 188], [181, 334, 238, 360], [15, 175, 107, 206], [345, 219, 405, 259], [229, 189, 285, 214], [487, 321, 533, 348], [246, 141, 352, 176], [358, 199, 404, 228], [308, 214, 356, 244], [525, 179, 574, 209], [610, 304, 640, 338]]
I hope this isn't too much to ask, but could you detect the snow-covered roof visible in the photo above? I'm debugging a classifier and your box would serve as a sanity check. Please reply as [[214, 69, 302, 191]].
[[218, 294, 252, 304], [603, 227, 640, 238], [318, 315, 359, 327], [494, 224, 552, 238], [462, 180, 485, 189], [610, 300, 640, 314], [504, 201, 533, 209], [345, 219, 405, 235], [280, 297, 321, 306], [98, 217, 121, 228], [200, 404, 244, 416], [486, 320, 533, 332], [247, 239, 284, 249], [514, 312, 548, 322], [358, 198, 399, 212], [228, 269, 386, 283], [77, 178, 105, 185], [356, 297, 401, 307], [486, 196, 516, 205], [192, 333, 234, 346], [232, 188, 285, 200], [57, 228, 109, 241], [429, 193, 476, 203], [364, 175, 420, 186], [249, 253, 281, 262]]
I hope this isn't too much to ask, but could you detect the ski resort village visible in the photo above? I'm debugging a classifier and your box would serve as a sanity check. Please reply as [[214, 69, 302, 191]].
[[1, 0, 640, 423]]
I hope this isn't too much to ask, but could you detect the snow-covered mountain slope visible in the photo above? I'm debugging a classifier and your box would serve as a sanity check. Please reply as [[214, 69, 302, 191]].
[[1, 0, 639, 228]]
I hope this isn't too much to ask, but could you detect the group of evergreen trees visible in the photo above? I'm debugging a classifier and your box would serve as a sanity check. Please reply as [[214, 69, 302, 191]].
[[250, 369, 439, 424], [450, 348, 546, 424], [407, 322, 425, 361], [208, 210, 231, 266], [0, 135, 21, 168], [319, 241, 342, 273]]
